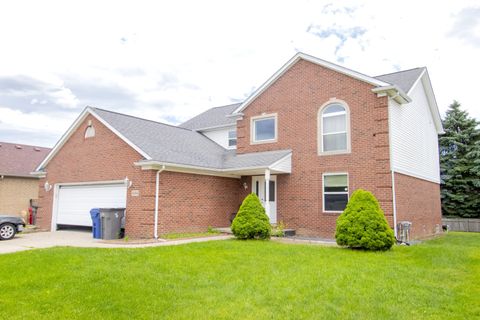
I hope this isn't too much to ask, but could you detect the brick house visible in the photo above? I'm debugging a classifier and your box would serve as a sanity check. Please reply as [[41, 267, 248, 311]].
[[34, 53, 443, 240], [0, 142, 51, 219]]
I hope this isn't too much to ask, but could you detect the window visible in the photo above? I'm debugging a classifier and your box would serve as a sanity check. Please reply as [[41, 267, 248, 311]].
[[251, 114, 277, 143], [319, 103, 349, 154], [228, 130, 237, 147], [323, 173, 348, 212]]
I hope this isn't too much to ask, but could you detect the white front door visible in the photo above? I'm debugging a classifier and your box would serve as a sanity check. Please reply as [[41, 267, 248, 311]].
[[252, 175, 277, 223]]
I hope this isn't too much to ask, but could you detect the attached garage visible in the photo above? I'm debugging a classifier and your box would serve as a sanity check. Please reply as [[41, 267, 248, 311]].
[[54, 182, 127, 228]]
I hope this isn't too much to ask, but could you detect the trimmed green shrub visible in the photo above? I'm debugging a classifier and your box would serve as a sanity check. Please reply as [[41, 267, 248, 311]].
[[335, 189, 395, 251], [231, 193, 271, 239]]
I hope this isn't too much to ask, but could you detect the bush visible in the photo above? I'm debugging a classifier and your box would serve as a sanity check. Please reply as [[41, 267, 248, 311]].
[[335, 189, 395, 251], [231, 193, 271, 239]]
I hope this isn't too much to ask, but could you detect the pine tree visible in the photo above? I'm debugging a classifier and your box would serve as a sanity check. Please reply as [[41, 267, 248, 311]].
[[439, 101, 480, 218]]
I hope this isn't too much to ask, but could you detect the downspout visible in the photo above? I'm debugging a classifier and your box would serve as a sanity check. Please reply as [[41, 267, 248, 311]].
[[154, 165, 166, 239], [391, 170, 398, 239]]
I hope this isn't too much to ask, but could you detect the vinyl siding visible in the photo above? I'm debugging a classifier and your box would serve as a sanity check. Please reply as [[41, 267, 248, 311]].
[[201, 126, 236, 149], [389, 79, 440, 183]]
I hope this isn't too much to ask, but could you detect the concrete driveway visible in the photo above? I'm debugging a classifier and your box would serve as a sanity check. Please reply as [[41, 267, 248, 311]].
[[0, 230, 232, 254]]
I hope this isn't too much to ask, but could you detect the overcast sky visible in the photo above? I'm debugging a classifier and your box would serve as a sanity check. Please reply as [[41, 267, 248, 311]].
[[0, 0, 479, 147]]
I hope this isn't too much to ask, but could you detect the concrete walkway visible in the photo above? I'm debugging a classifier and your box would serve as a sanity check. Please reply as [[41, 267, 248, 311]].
[[0, 230, 233, 254]]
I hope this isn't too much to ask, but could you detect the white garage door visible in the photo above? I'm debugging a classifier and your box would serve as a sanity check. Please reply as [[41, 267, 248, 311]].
[[56, 183, 127, 227]]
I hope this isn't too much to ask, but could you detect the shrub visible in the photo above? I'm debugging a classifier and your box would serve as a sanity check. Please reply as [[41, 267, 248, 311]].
[[231, 193, 271, 239], [335, 189, 395, 251]]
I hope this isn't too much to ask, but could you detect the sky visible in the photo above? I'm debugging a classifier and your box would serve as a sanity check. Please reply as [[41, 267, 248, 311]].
[[0, 0, 479, 147]]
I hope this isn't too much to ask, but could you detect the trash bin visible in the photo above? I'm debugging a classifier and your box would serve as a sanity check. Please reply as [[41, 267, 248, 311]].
[[90, 208, 101, 239], [100, 208, 125, 240]]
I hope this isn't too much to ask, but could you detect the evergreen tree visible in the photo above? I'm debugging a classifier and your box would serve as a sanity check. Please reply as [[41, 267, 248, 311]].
[[439, 101, 480, 218]]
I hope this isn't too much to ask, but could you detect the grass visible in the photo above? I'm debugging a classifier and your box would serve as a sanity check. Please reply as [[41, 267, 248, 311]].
[[161, 230, 221, 239], [0, 232, 478, 319]]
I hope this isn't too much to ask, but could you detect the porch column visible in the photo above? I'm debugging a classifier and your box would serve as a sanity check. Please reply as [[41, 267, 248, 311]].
[[265, 168, 270, 218]]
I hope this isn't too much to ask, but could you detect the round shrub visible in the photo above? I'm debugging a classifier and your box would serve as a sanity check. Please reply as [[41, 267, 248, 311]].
[[231, 193, 271, 239], [335, 189, 395, 251]]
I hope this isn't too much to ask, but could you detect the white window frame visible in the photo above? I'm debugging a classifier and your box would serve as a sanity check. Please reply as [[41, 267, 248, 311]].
[[227, 129, 237, 149], [322, 172, 349, 213], [250, 113, 278, 144], [318, 99, 351, 155]]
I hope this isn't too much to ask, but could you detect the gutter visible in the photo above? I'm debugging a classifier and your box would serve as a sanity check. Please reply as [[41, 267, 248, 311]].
[[371, 85, 412, 104], [391, 170, 398, 239], [154, 165, 166, 239]]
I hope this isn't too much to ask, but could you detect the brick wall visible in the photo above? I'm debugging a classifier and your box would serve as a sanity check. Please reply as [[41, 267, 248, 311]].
[[394, 172, 442, 239], [236, 59, 392, 238], [0, 176, 39, 218], [37, 114, 240, 238]]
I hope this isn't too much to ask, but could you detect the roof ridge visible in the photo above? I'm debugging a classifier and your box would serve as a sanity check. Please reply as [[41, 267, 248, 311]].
[[210, 102, 242, 109], [374, 67, 425, 78], [0, 141, 51, 149], [91, 107, 193, 132]]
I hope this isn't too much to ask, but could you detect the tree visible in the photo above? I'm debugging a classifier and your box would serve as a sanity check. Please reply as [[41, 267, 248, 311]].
[[439, 101, 480, 218], [231, 193, 271, 239], [335, 189, 395, 251]]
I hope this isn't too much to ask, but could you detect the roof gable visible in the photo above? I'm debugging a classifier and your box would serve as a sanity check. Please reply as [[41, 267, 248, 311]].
[[233, 52, 390, 114], [375, 68, 426, 93]]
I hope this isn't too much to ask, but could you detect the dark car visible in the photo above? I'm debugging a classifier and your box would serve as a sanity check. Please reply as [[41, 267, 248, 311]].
[[0, 215, 25, 240]]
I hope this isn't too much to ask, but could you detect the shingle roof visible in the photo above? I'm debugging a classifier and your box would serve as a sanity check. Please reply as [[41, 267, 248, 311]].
[[222, 149, 291, 169], [93, 108, 227, 168], [180, 103, 240, 130], [374, 68, 425, 93], [0, 142, 51, 177], [93, 108, 291, 170]]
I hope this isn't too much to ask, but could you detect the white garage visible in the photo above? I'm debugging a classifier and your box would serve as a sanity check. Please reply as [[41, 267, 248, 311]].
[[54, 183, 127, 228]]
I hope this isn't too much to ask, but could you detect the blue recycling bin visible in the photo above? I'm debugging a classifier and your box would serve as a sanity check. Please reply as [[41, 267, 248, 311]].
[[90, 208, 101, 239]]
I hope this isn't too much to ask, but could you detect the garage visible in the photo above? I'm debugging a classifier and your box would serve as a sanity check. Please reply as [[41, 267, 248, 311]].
[[55, 183, 127, 228]]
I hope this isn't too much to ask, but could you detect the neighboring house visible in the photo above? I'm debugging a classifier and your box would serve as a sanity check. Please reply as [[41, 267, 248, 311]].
[[34, 53, 443, 240], [0, 142, 51, 219]]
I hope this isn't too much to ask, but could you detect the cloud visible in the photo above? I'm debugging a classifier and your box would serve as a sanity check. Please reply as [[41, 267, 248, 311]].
[[448, 7, 480, 47], [0, 75, 80, 113]]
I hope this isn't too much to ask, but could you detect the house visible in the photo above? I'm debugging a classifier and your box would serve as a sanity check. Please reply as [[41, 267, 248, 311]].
[[0, 142, 51, 220], [34, 52, 443, 240]]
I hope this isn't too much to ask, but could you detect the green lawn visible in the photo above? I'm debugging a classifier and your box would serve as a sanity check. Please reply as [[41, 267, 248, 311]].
[[1, 233, 478, 319], [160, 230, 220, 239]]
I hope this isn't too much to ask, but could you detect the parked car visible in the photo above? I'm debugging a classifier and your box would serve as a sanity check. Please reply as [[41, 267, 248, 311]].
[[0, 215, 25, 240]]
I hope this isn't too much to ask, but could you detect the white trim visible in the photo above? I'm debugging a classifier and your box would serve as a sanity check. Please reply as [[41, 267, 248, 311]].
[[322, 172, 349, 213], [407, 68, 427, 95], [154, 166, 165, 239], [88, 108, 152, 159], [250, 113, 278, 144], [234, 52, 389, 114], [50, 184, 60, 231], [34, 107, 151, 172], [392, 167, 441, 184], [371, 85, 412, 104], [318, 99, 351, 155], [418, 71, 444, 134]]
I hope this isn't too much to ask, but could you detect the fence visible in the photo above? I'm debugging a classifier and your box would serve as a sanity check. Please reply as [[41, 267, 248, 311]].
[[442, 218, 480, 232]]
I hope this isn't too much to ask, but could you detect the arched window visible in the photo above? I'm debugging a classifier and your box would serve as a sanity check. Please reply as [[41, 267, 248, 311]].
[[319, 102, 350, 154]]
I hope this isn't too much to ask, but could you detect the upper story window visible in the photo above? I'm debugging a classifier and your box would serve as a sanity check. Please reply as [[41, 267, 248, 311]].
[[84, 120, 95, 139], [228, 130, 237, 148], [318, 101, 350, 155], [251, 113, 277, 144]]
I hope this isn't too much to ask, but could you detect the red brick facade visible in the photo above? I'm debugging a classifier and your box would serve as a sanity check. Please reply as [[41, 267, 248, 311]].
[[237, 59, 394, 238], [394, 172, 442, 239], [36, 115, 240, 238], [36, 58, 442, 240]]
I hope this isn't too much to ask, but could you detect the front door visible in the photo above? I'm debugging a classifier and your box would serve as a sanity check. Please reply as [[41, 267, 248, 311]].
[[252, 175, 277, 223]]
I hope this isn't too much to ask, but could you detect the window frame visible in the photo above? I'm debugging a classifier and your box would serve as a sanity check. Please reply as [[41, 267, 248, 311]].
[[250, 113, 278, 144], [322, 172, 349, 213], [227, 129, 237, 148], [318, 100, 351, 155]]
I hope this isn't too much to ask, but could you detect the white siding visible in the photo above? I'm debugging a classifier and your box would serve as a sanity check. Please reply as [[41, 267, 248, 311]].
[[389, 79, 440, 183], [202, 126, 236, 149]]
